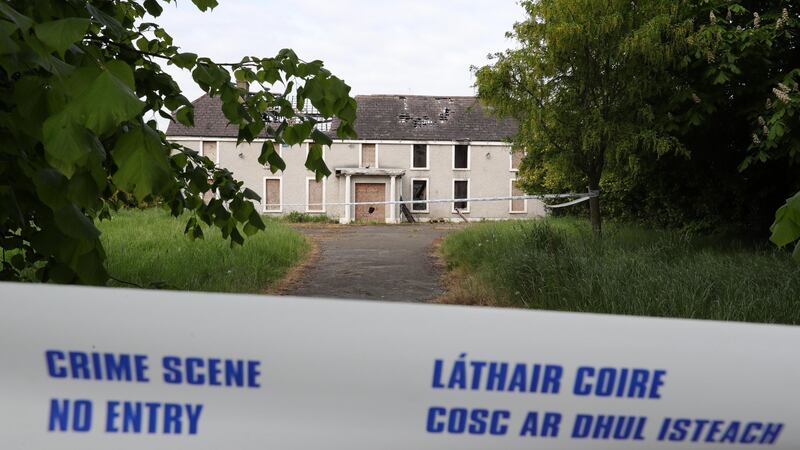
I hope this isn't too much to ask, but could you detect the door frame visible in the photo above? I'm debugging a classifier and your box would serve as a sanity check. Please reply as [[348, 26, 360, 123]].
[[354, 181, 387, 223]]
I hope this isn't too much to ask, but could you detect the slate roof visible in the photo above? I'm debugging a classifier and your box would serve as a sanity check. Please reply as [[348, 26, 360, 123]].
[[166, 94, 242, 138], [166, 94, 518, 142], [333, 95, 517, 142]]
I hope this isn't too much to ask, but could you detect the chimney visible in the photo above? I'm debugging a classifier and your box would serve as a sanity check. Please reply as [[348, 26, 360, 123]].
[[236, 80, 250, 92]]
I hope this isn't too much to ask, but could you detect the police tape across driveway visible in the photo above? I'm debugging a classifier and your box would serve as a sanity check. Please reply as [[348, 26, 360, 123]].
[[0, 282, 798, 449]]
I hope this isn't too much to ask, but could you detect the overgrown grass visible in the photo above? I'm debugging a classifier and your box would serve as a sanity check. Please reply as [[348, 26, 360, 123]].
[[440, 218, 800, 325], [99, 208, 309, 293], [282, 211, 334, 223]]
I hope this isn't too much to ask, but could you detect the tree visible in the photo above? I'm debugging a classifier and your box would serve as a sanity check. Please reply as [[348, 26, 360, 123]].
[[685, 1, 799, 259], [475, 0, 689, 234], [0, 0, 358, 284]]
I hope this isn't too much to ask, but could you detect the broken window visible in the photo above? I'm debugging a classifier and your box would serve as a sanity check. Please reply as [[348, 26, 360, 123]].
[[454, 144, 469, 169], [510, 179, 526, 213], [307, 179, 324, 212], [453, 180, 469, 211], [264, 178, 281, 211], [413, 144, 428, 168], [361, 144, 376, 168], [412, 179, 428, 212]]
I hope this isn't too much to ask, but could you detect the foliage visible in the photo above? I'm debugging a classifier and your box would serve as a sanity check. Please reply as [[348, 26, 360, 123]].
[[474, 0, 691, 233], [440, 219, 800, 324], [478, 0, 800, 259], [99, 209, 309, 292], [683, 1, 799, 259], [0, 0, 357, 284]]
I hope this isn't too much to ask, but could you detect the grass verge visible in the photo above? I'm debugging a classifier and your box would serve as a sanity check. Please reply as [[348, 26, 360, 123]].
[[99, 208, 309, 293], [439, 218, 800, 325]]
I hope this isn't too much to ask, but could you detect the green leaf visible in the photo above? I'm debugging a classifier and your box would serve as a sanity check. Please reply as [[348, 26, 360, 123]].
[[284, 121, 313, 145], [311, 128, 333, 146], [232, 199, 254, 222], [172, 52, 197, 69], [770, 192, 800, 248], [32, 168, 69, 208], [712, 71, 729, 85], [305, 143, 330, 178], [248, 210, 265, 231], [258, 141, 286, 172], [54, 204, 100, 241], [243, 221, 260, 237], [339, 98, 357, 123], [33, 18, 90, 57], [73, 249, 108, 285], [112, 124, 173, 199], [229, 227, 244, 246], [10, 253, 25, 271], [136, 36, 150, 52], [143, 0, 164, 17], [191, 0, 219, 12], [0, 20, 19, 55], [164, 94, 191, 111], [0, 3, 33, 31], [42, 111, 92, 178], [86, 4, 126, 38], [175, 106, 194, 126], [76, 62, 145, 135], [243, 188, 260, 201], [67, 171, 101, 208]]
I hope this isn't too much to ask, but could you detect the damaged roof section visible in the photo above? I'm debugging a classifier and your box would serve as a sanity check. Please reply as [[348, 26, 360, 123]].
[[167, 93, 518, 142], [332, 95, 518, 142]]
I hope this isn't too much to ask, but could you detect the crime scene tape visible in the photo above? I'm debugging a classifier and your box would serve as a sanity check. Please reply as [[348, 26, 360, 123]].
[[0, 282, 798, 449], [267, 192, 597, 209]]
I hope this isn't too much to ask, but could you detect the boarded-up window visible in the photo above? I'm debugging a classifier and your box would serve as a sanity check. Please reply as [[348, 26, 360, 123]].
[[361, 144, 376, 168], [453, 180, 468, 211], [412, 179, 428, 211], [203, 141, 217, 163], [264, 179, 281, 211], [454, 145, 469, 169], [510, 179, 526, 213], [511, 149, 524, 171], [413, 144, 427, 168], [307, 179, 324, 212]]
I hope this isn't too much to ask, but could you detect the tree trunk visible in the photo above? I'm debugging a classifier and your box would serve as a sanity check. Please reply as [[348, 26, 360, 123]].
[[588, 185, 602, 236]]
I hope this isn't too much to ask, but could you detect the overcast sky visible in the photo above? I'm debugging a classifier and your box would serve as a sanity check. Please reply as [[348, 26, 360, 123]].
[[155, 0, 524, 107]]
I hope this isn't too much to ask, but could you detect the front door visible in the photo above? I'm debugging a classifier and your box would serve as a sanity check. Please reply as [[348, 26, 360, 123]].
[[355, 183, 386, 222]]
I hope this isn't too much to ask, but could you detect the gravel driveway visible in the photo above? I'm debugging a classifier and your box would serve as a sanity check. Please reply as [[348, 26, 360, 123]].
[[283, 224, 462, 302]]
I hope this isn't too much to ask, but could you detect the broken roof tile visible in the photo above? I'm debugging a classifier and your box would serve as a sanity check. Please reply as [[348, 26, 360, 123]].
[[166, 94, 518, 142]]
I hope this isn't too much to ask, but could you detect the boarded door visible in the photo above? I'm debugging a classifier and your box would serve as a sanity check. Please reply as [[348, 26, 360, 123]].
[[355, 183, 385, 222]]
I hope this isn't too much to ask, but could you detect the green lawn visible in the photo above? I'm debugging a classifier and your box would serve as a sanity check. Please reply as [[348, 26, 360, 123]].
[[439, 218, 800, 325], [99, 209, 309, 293]]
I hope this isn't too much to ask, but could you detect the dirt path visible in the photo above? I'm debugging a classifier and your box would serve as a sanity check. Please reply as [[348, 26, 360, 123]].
[[282, 224, 462, 302]]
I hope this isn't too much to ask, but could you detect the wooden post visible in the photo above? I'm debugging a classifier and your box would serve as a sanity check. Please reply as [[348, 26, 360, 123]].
[[588, 185, 601, 236]]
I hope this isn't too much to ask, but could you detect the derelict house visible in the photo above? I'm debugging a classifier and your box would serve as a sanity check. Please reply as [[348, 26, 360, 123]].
[[166, 93, 545, 223]]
